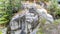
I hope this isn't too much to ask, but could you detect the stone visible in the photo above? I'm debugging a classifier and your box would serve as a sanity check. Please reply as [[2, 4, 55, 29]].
[[46, 14, 54, 23], [0, 28, 7, 34], [10, 30, 21, 34], [25, 13, 35, 23], [36, 8, 47, 17], [10, 21, 19, 30], [36, 8, 54, 24]]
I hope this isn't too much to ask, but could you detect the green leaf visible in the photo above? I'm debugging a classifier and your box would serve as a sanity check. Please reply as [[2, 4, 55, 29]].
[[0, 17, 7, 21], [0, 20, 9, 24], [0, 11, 6, 14]]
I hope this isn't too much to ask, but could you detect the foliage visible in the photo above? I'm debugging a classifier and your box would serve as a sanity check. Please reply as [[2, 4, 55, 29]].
[[48, 0, 60, 19], [53, 19, 60, 25], [37, 17, 60, 34], [54, 7, 60, 16], [0, 0, 21, 24], [40, 0, 50, 2], [37, 17, 46, 34], [48, 0, 58, 12], [36, 28, 43, 34], [37, 18, 60, 34]]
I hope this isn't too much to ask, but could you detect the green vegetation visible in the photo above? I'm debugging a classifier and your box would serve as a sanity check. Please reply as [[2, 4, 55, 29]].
[[37, 18, 60, 34], [0, 0, 9, 24], [41, 0, 50, 2], [53, 19, 60, 25], [0, 0, 21, 24], [37, 17, 46, 34], [48, 0, 60, 19], [37, 28, 43, 34]]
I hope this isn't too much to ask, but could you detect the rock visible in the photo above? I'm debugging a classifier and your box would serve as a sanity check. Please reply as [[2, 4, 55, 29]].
[[25, 12, 39, 33], [25, 13, 35, 22], [0, 28, 7, 34], [36, 8, 47, 17], [12, 14, 20, 21], [36, 8, 54, 24], [25, 12, 38, 23], [46, 14, 54, 23], [10, 21, 19, 30], [10, 30, 21, 34], [20, 30, 26, 34], [21, 1, 29, 9], [9, 3, 54, 34], [30, 30, 37, 34], [44, 14, 54, 24]]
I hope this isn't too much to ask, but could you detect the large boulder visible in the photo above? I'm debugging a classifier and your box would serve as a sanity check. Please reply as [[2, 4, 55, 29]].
[[36, 8, 54, 24], [46, 14, 54, 23]]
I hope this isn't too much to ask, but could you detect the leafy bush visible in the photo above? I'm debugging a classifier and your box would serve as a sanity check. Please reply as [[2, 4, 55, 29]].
[[37, 17, 46, 34], [48, 0, 60, 19], [0, 0, 9, 24], [0, 0, 21, 24]]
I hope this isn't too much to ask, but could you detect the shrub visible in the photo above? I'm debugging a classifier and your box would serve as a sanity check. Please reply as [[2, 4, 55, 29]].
[[48, 0, 60, 19]]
